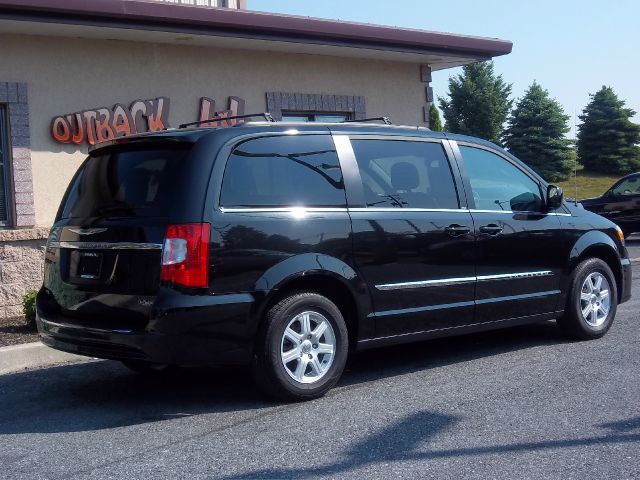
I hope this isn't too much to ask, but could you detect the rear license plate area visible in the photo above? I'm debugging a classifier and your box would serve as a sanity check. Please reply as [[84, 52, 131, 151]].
[[78, 252, 103, 279], [69, 251, 104, 283]]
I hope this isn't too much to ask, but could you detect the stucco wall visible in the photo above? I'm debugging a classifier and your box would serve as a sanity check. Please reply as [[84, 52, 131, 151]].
[[0, 34, 426, 228]]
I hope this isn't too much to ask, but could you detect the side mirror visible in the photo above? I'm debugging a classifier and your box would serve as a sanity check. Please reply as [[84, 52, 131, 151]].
[[546, 184, 564, 211]]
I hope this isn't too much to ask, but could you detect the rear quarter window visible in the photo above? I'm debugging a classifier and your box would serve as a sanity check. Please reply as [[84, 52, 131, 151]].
[[220, 135, 346, 208]]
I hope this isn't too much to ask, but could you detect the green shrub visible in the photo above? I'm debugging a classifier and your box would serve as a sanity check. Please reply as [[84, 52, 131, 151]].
[[22, 290, 38, 330]]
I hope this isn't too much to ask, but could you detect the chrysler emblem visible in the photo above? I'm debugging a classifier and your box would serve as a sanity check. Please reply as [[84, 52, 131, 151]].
[[68, 228, 107, 236]]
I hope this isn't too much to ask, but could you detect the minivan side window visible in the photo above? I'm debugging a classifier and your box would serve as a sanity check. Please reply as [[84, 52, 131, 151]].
[[350, 139, 459, 209], [220, 135, 346, 207], [460, 145, 544, 212], [611, 176, 640, 196]]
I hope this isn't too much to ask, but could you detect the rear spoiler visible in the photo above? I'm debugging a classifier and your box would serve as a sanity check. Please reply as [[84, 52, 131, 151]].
[[88, 135, 189, 155]]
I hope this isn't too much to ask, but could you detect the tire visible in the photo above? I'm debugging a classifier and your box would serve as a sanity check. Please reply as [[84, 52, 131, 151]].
[[121, 360, 171, 374], [252, 292, 349, 401], [557, 258, 618, 340]]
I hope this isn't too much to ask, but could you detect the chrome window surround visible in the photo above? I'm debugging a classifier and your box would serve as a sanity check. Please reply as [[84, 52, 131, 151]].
[[376, 270, 554, 291], [219, 206, 572, 216], [48, 241, 163, 250]]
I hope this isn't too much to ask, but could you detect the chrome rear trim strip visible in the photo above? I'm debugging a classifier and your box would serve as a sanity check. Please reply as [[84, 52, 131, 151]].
[[376, 270, 553, 291], [49, 241, 162, 250]]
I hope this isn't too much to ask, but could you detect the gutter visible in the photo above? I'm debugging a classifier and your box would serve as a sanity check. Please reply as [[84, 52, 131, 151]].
[[0, 0, 512, 59]]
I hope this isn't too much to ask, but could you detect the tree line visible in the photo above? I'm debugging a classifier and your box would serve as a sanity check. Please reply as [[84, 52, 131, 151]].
[[430, 62, 640, 181]]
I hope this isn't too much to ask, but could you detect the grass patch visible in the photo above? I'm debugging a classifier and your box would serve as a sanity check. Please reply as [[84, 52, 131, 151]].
[[556, 166, 621, 200]]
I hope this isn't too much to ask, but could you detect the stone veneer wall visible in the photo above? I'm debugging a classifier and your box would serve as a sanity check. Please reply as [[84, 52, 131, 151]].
[[0, 227, 47, 319], [0, 81, 36, 228]]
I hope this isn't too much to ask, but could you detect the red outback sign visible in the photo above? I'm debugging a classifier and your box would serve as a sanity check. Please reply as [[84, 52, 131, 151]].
[[51, 96, 245, 146]]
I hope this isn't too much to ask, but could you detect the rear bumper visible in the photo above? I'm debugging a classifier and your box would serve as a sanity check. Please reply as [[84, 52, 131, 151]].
[[620, 258, 632, 304], [36, 288, 258, 366]]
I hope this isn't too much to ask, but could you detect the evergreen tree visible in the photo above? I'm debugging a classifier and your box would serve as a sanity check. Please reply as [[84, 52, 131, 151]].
[[428, 104, 443, 131], [577, 86, 640, 174], [438, 61, 512, 145], [503, 82, 575, 182]]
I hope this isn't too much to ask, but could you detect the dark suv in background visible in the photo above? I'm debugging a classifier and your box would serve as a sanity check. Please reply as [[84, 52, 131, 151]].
[[37, 118, 632, 400], [581, 172, 640, 238]]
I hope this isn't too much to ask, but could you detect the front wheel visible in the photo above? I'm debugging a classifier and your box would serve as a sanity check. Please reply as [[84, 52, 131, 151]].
[[557, 258, 617, 340], [252, 292, 349, 401]]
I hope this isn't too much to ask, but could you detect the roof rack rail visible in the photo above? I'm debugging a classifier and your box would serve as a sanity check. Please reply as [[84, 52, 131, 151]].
[[344, 117, 393, 125], [179, 113, 275, 129]]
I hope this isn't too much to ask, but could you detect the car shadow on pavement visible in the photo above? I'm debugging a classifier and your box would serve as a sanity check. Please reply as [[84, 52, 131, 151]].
[[0, 320, 570, 435], [221, 411, 640, 480], [339, 320, 568, 388]]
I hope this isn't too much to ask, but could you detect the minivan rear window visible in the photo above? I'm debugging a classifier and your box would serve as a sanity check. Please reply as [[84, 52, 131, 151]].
[[60, 145, 191, 219]]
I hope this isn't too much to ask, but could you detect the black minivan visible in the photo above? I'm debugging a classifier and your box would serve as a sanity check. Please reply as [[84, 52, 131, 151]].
[[37, 119, 632, 400]]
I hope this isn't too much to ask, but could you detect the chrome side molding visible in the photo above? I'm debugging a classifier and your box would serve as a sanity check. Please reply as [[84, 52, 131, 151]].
[[376, 276, 476, 290], [376, 270, 553, 291]]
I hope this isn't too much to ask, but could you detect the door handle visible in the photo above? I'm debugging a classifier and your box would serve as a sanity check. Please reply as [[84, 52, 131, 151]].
[[445, 224, 471, 237], [479, 224, 503, 235]]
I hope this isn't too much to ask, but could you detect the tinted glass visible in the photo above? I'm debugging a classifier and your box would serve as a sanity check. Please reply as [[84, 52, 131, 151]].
[[612, 176, 640, 196], [281, 115, 310, 122], [60, 146, 190, 219], [350, 139, 459, 209], [314, 114, 348, 123], [460, 146, 543, 212], [220, 135, 345, 207]]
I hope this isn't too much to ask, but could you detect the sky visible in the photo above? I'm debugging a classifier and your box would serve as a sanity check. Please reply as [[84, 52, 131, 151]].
[[248, 0, 640, 136]]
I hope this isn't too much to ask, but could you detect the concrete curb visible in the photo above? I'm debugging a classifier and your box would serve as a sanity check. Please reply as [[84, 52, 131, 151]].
[[0, 342, 88, 375]]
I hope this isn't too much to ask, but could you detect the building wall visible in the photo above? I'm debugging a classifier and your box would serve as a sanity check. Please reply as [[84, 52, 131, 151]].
[[0, 34, 426, 227], [0, 33, 427, 318]]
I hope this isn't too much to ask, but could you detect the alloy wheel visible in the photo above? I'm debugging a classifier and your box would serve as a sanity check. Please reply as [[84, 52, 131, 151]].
[[580, 272, 611, 327], [280, 311, 336, 384]]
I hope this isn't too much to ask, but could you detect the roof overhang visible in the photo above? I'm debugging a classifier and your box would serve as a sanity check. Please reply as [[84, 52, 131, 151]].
[[0, 0, 512, 70]]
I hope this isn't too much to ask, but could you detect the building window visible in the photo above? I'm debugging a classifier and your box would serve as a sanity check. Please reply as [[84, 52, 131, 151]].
[[267, 92, 366, 122], [0, 105, 10, 226], [281, 112, 351, 123], [0, 82, 34, 228]]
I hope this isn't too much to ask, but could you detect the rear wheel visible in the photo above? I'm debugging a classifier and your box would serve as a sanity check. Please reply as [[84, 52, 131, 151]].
[[557, 258, 617, 340], [252, 292, 348, 401]]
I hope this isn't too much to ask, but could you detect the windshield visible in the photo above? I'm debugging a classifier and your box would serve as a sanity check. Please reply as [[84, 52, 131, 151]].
[[59, 145, 190, 219]]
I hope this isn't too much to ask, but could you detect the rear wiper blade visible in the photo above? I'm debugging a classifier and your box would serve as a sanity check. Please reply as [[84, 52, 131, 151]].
[[94, 204, 134, 216]]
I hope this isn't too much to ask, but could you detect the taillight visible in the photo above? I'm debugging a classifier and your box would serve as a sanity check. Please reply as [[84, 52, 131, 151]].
[[160, 223, 210, 288]]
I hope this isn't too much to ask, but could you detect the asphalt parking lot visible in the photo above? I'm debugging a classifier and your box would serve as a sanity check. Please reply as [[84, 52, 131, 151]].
[[1, 239, 639, 480]]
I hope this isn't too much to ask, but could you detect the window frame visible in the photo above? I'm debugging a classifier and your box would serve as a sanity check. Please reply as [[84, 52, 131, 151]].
[[281, 111, 353, 123], [216, 132, 347, 210], [0, 105, 12, 227], [453, 140, 547, 214], [341, 135, 466, 211]]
